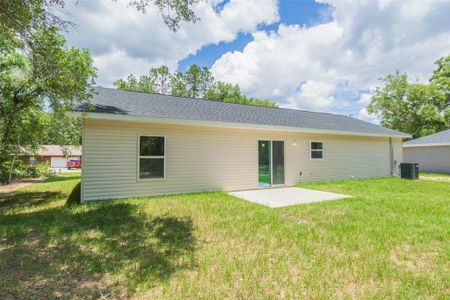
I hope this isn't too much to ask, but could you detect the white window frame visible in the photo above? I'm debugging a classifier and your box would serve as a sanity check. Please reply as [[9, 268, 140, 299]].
[[137, 134, 166, 181], [310, 140, 324, 160]]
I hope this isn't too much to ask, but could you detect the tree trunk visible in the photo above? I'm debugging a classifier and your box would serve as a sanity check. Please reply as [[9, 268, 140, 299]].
[[1, 91, 20, 145], [7, 155, 17, 185], [0, 91, 20, 185]]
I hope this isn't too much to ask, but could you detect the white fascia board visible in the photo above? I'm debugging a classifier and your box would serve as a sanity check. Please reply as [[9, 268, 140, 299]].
[[403, 142, 450, 147], [67, 111, 411, 138]]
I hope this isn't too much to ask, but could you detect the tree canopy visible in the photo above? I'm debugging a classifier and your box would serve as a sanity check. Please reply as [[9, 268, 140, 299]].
[[0, 28, 96, 184], [430, 55, 450, 103], [0, 0, 202, 185], [114, 65, 278, 108], [0, 0, 200, 41], [368, 55, 450, 138]]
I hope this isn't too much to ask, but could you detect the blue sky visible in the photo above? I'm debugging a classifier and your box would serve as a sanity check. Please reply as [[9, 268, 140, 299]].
[[63, 0, 450, 123], [178, 0, 332, 72]]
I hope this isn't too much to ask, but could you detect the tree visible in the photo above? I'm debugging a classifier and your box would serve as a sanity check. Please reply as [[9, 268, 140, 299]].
[[430, 54, 450, 124], [149, 66, 172, 94], [114, 74, 155, 93], [431, 54, 450, 99], [0, 28, 96, 184], [367, 70, 448, 138], [183, 65, 214, 98], [205, 82, 277, 107], [115, 64, 278, 107], [42, 112, 82, 146], [126, 0, 200, 31], [205, 82, 241, 101], [113, 66, 176, 94], [170, 72, 189, 97], [0, 0, 200, 42]]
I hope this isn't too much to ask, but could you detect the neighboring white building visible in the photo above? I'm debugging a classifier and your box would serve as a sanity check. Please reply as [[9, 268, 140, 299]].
[[28, 145, 82, 168], [403, 129, 450, 174], [71, 87, 409, 202]]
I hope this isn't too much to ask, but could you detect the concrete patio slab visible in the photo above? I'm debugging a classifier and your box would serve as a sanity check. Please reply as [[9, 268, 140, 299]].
[[229, 187, 351, 208]]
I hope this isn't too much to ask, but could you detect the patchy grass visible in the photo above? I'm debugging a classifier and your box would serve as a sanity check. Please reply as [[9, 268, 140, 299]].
[[0, 176, 449, 298]]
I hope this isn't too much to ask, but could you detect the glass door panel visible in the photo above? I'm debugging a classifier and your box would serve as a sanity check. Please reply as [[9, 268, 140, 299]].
[[258, 141, 271, 187], [272, 141, 285, 185]]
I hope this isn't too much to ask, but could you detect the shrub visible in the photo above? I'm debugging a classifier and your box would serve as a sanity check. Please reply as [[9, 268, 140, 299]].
[[12, 161, 53, 180]]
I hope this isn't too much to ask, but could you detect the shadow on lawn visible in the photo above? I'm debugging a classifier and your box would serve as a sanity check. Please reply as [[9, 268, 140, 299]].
[[66, 182, 81, 205], [0, 191, 63, 211], [44, 175, 81, 183], [0, 191, 196, 298]]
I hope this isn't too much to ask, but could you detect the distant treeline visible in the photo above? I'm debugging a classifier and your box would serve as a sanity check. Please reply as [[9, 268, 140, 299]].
[[113, 65, 278, 107]]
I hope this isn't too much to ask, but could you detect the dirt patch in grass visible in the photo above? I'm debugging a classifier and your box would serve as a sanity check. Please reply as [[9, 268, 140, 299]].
[[280, 213, 313, 225], [421, 176, 450, 182], [390, 244, 439, 272], [337, 279, 378, 299], [0, 178, 45, 194]]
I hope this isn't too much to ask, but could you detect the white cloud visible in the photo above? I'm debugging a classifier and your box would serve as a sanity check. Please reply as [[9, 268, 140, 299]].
[[211, 0, 450, 122], [357, 108, 380, 124], [62, 0, 279, 86], [284, 80, 337, 111], [212, 22, 344, 109], [358, 93, 372, 106]]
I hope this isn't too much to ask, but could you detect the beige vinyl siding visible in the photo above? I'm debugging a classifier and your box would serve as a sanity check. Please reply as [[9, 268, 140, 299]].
[[81, 119, 401, 202], [403, 146, 450, 174], [392, 138, 403, 175]]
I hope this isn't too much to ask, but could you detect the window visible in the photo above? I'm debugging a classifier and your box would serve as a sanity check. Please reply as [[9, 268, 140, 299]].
[[310, 141, 323, 159], [139, 136, 165, 179]]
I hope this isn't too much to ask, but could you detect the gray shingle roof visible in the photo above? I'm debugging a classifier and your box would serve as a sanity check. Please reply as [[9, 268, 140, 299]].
[[404, 129, 450, 146], [74, 87, 409, 137]]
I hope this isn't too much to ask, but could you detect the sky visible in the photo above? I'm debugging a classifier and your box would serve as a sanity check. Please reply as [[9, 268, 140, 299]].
[[61, 0, 450, 123]]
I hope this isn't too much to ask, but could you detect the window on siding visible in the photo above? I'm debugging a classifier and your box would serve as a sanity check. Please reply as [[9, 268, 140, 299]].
[[139, 136, 165, 179], [311, 141, 323, 159]]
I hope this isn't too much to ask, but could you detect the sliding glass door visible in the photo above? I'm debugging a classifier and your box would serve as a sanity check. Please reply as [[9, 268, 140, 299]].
[[258, 140, 285, 187], [272, 141, 285, 185], [258, 141, 271, 187]]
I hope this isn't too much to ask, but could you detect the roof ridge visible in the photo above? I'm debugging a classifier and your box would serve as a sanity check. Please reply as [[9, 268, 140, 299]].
[[96, 86, 353, 119]]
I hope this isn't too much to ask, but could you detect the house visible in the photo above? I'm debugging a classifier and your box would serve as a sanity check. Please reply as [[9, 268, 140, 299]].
[[403, 129, 450, 174], [71, 87, 409, 202], [28, 145, 82, 169]]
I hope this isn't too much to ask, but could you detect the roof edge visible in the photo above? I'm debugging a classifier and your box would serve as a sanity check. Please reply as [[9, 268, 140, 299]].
[[68, 111, 411, 138], [403, 142, 450, 147]]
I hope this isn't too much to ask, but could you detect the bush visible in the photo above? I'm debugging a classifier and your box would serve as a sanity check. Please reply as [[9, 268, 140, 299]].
[[12, 161, 53, 180]]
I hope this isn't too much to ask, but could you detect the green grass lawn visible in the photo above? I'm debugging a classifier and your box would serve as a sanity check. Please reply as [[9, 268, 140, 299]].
[[0, 176, 449, 298]]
